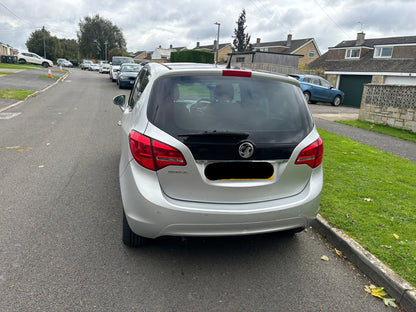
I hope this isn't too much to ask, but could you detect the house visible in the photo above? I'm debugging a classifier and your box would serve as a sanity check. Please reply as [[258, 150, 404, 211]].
[[151, 44, 186, 63], [309, 32, 416, 107], [252, 34, 321, 67], [193, 41, 233, 63], [1, 42, 17, 56], [133, 50, 151, 63]]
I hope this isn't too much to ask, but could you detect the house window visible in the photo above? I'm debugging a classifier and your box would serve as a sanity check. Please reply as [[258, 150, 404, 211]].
[[345, 48, 360, 59], [374, 47, 393, 58], [236, 57, 245, 62], [309, 50, 315, 58]]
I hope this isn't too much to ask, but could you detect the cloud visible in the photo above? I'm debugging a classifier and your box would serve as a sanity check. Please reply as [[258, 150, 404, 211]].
[[0, 0, 414, 55]]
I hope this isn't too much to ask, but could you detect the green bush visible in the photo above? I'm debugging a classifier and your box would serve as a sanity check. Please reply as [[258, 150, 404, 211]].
[[170, 50, 214, 63]]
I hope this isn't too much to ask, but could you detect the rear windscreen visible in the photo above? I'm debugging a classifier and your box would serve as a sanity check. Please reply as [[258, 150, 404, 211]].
[[147, 75, 313, 143], [112, 57, 134, 65]]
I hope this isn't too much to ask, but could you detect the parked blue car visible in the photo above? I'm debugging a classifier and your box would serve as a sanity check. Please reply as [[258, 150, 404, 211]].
[[290, 74, 344, 106]]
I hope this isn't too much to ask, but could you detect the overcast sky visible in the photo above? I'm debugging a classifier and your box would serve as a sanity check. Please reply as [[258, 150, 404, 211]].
[[1, 0, 415, 56]]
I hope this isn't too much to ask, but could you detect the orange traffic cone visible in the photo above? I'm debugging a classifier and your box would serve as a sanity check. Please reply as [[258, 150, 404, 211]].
[[59, 64, 62, 71], [48, 67, 52, 78]]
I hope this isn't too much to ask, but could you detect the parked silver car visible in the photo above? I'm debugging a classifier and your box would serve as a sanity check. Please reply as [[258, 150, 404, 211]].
[[113, 63, 323, 247]]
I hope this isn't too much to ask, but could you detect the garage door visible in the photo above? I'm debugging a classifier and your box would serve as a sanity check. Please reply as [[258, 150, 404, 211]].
[[338, 75, 372, 108]]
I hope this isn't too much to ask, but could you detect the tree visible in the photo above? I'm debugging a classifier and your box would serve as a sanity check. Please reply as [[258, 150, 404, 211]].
[[26, 27, 57, 60], [233, 9, 251, 52], [26, 27, 79, 62], [77, 14, 127, 60]]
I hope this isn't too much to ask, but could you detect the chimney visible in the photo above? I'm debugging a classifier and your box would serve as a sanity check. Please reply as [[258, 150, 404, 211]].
[[256, 38, 261, 46], [159, 45, 162, 48], [170, 44, 173, 49], [196, 42, 200, 48], [287, 34, 292, 47], [213, 40, 217, 50], [356, 32, 365, 46]]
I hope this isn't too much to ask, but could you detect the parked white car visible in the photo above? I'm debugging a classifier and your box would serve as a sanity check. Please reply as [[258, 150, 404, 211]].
[[113, 62, 323, 247], [17, 52, 53, 67], [99, 61, 110, 73]]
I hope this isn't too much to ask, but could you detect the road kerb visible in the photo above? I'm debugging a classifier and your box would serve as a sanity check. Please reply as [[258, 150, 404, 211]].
[[312, 214, 416, 312]]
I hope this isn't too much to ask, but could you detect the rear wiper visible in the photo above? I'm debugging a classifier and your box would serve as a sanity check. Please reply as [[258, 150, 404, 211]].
[[178, 131, 250, 138]]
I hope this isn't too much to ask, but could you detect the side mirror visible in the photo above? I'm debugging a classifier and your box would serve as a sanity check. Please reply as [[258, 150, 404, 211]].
[[113, 94, 126, 107]]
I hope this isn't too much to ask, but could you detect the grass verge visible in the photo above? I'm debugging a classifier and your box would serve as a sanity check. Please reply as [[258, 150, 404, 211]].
[[337, 120, 416, 143], [39, 75, 59, 80], [0, 63, 40, 70], [318, 129, 416, 287], [0, 89, 36, 100]]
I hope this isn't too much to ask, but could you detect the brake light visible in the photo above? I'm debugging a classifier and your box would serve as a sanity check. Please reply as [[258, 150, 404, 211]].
[[222, 70, 252, 77], [129, 131, 186, 171], [295, 137, 323, 168]]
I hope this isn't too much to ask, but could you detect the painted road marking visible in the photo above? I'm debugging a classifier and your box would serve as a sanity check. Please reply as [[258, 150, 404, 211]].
[[0, 112, 22, 119]]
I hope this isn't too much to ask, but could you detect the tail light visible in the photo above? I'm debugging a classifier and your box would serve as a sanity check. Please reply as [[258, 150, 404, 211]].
[[295, 137, 323, 168], [129, 131, 186, 171]]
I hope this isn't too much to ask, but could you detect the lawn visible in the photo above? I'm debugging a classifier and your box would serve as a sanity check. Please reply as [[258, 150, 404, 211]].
[[337, 120, 416, 143], [0, 63, 40, 70], [318, 129, 416, 286], [0, 89, 36, 100]]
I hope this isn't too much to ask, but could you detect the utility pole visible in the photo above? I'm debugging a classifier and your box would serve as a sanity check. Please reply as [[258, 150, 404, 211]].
[[42, 26, 46, 58], [214, 22, 220, 64]]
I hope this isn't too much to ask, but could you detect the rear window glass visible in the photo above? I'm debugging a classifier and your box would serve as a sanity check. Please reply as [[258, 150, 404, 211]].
[[112, 57, 134, 65], [147, 75, 313, 140]]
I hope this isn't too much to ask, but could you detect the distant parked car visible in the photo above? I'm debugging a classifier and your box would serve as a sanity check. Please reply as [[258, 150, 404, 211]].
[[99, 61, 110, 74], [80, 60, 93, 70], [117, 63, 142, 88], [112, 62, 323, 247], [17, 52, 53, 68], [290, 74, 344, 106], [109, 56, 135, 82], [57, 58, 73, 67], [89, 63, 100, 71]]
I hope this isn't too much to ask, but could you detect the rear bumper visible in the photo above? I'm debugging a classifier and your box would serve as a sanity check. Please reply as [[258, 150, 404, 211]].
[[120, 161, 323, 239]]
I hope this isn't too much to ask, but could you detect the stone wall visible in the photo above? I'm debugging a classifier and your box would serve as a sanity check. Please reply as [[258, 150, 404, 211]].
[[359, 84, 416, 132]]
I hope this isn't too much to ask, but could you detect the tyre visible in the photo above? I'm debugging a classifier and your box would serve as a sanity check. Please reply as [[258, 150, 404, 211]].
[[42, 62, 49, 68], [19, 58, 26, 64], [332, 95, 342, 106], [303, 91, 311, 103], [122, 210, 149, 247]]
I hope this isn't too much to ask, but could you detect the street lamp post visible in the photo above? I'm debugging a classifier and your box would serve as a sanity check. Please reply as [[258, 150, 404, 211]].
[[214, 22, 220, 64]]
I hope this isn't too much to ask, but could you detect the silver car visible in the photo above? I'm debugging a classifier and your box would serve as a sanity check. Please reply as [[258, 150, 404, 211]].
[[113, 63, 323, 247]]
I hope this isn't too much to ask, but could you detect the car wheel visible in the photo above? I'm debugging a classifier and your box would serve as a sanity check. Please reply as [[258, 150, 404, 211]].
[[19, 59, 26, 64], [122, 210, 149, 247], [332, 95, 342, 107], [42, 62, 49, 68], [303, 91, 311, 103]]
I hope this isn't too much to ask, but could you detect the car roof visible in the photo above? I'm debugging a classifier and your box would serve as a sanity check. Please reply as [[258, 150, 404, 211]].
[[145, 62, 300, 86]]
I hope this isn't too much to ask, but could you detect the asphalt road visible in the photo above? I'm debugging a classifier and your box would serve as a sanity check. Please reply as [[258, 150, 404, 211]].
[[0, 69, 396, 311]]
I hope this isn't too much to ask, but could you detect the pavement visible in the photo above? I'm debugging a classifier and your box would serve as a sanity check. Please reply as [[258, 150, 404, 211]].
[[1, 69, 415, 311]]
